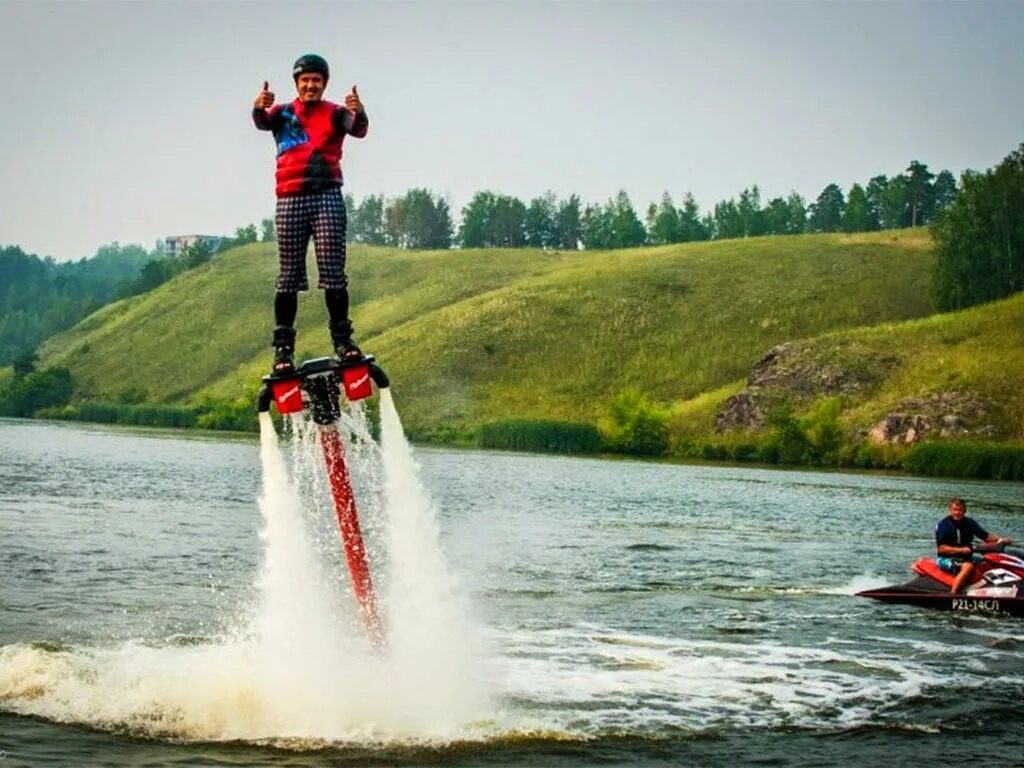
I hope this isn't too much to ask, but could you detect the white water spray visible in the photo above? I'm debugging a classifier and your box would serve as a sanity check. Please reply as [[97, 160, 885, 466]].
[[250, 412, 371, 727], [250, 401, 491, 737], [376, 389, 490, 730], [0, 404, 490, 744]]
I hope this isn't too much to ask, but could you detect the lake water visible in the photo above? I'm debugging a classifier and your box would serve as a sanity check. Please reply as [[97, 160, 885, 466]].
[[1, 409, 1023, 767]]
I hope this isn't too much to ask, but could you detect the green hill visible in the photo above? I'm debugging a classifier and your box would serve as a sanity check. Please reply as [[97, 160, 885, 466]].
[[38, 230, 945, 438], [36, 225, 1019, 473]]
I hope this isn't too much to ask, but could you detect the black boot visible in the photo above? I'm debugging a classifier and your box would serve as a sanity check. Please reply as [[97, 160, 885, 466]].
[[271, 325, 296, 374], [329, 319, 362, 361]]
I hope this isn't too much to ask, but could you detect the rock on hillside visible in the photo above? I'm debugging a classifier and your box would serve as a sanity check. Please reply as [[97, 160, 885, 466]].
[[714, 342, 1002, 443], [865, 392, 1003, 444], [715, 342, 894, 430]]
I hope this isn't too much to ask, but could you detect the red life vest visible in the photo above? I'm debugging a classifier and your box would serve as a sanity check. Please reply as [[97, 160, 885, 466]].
[[253, 98, 368, 197]]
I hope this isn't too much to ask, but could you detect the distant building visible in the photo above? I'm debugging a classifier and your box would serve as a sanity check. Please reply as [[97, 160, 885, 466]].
[[164, 234, 221, 259]]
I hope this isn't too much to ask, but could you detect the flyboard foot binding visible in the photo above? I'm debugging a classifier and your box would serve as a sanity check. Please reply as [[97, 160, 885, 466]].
[[257, 354, 389, 421]]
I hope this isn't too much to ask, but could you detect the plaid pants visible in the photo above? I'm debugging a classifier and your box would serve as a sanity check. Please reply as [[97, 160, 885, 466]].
[[274, 187, 348, 292]]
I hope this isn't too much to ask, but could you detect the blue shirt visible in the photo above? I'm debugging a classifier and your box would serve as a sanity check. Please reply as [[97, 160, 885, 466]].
[[935, 515, 989, 551]]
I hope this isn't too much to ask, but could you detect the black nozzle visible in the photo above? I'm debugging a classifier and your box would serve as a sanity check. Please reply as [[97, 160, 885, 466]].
[[368, 361, 390, 389], [257, 384, 273, 413]]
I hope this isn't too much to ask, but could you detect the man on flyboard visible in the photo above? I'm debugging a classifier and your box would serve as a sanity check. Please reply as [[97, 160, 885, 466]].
[[252, 54, 368, 374]]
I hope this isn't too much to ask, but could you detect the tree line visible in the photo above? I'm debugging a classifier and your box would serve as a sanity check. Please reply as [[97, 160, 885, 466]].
[[343, 159, 959, 251], [0, 243, 153, 365], [344, 146, 1021, 315], [0, 221, 279, 364], [932, 143, 1023, 312]]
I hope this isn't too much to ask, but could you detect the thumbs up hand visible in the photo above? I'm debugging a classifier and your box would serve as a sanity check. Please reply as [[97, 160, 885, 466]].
[[254, 80, 275, 109], [344, 84, 364, 114]]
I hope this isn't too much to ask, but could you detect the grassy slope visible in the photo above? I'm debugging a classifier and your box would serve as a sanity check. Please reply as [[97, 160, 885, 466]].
[[844, 292, 1024, 438], [668, 291, 1024, 443], [368, 230, 936, 432], [40, 230, 952, 436], [40, 243, 565, 403]]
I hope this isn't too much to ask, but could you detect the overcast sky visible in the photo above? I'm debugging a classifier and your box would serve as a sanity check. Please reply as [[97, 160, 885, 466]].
[[1, 0, 1021, 261]]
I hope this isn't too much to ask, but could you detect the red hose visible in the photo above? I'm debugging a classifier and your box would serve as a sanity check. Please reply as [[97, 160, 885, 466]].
[[319, 424, 385, 650]]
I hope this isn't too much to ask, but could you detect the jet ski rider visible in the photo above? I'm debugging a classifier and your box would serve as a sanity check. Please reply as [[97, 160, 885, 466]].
[[935, 497, 1013, 594]]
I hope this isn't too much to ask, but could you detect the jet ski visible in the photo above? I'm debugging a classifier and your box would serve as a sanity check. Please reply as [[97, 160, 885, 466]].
[[857, 543, 1024, 616]]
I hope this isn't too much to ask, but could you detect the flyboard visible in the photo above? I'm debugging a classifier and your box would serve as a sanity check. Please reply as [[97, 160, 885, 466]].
[[257, 354, 390, 649]]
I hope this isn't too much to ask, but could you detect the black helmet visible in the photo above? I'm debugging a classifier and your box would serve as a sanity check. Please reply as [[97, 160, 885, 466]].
[[292, 54, 329, 82]]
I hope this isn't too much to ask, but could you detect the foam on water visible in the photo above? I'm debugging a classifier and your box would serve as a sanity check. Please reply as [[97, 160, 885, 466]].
[[485, 624, 996, 734], [2, 617, 1017, 743], [821, 572, 893, 595]]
